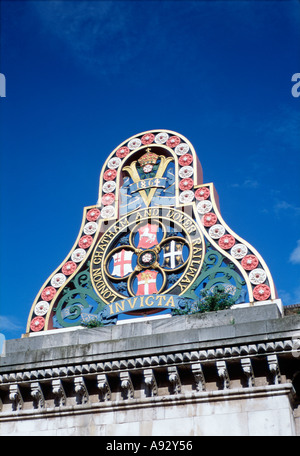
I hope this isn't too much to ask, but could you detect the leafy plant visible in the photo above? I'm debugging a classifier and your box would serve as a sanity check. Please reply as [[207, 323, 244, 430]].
[[173, 288, 235, 316], [81, 319, 103, 329]]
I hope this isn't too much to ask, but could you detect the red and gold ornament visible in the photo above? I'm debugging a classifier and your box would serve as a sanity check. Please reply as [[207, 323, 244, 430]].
[[86, 208, 101, 222], [78, 235, 93, 249], [218, 234, 235, 250], [253, 284, 271, 301], [195, 187, 210, 200], [241, 255, 259, 271], [179, 178, 194, 191], [30, 316, 45, 332], [103, 169, 117, 181], [41, 286, 56, 302]]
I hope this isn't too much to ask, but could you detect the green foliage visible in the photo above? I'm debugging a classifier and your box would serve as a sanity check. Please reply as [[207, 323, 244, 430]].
[[173, 289, 235, 316], [80, 319, 103, 329]]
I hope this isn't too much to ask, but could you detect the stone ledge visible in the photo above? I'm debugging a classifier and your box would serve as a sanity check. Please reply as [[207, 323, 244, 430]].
[[1, 305, 300, 374], [0, 383, 294, 421]]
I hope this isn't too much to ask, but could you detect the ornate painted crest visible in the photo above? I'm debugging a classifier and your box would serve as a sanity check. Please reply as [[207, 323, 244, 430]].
[[26, 129, 277, 334]]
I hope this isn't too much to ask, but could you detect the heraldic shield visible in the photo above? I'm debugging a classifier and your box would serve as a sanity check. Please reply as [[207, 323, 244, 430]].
[[26, 130, 278, 334]]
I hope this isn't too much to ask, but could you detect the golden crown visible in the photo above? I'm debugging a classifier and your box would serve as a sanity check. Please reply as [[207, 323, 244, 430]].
[[138, 149, 158, 167]]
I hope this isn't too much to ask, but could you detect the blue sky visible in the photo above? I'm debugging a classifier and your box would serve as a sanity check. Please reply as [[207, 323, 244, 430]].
[[0, 0, 300, 339]]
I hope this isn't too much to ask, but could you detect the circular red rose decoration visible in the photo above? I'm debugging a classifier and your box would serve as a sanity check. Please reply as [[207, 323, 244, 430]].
[[78, 235, 93, 249], [179, 178, 194, 191], [103, 169, 117, 181], [166, 136, 181, 148], [141, 133, 155, 145], [41, 286, 56, 302], [30, 316, 45, 332], [195, 187, 210, 200], [253, 284, 271, 301], [179, 154, 193, 166], [62, 261, 77, 276], [86, 208, 101, 221], [116, 146, 130, 158], [218, 234, 235, 250], [241, 254, 259, 270], [202, 213, 217, 227], [101, 192, 115, 206]]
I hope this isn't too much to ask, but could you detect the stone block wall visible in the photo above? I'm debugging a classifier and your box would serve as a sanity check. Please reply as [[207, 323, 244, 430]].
[[0, 304, 299, 436]]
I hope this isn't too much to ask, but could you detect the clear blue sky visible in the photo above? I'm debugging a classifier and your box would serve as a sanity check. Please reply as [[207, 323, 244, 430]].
[[1, 0, 300, 339]]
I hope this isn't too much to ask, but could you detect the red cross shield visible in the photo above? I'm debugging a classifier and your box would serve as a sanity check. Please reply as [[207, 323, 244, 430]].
[[137, 223, 159, 249], [111, 249, 133, 277], [136, 270, 158, 295]]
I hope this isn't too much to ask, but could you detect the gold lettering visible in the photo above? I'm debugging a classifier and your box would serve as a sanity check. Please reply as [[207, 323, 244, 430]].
[[140, 296, 144, 307], [107, 304, 114, 315], [127, 297, 138, 309], [115, 301, 125, 313], [156, 295, 166, 306], [165, 296, 175, 307], [145, 295, 155, 306]]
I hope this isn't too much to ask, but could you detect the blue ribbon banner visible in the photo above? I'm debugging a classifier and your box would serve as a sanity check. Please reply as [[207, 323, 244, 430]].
[[81, 294, 195, 325], [129, 177, 167, 194]]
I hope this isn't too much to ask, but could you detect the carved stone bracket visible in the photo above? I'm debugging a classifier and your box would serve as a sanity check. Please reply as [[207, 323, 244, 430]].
[[120, 372, 134, 400], [31, 382, 45, 409], [241, 358, 255, 387], [144, 368, 158, 397], [267, 354, 281, 385], [9, 384, 23, 411], [52, 379, 66, 407], [216, 360, 230, 390], [74, 376, 89, 405], [191, 363, 206, 391], [168, 366, 181, 395], [97, 374, 111, 402]]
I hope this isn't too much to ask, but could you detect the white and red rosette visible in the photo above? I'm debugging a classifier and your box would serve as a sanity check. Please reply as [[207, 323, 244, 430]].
[[30, 316, 45, 332], [71, 248, 87, 263], [101, 192, 115, 206], [78, 235, 93, 249], [178, 154, 193, 166], [249, 268, 267, 285], [218, 234, 235, 250], [175, 143, 189, 155], [179, 190, 194, 203], [116, 146, 130, 158], [51, 273, 67, 288], [209, 224, 225, 239], [86, 208, 101, 222], [62, 261, 77, 276], [230, 243, 248, 259], [101, 205, 115, 219], [103, 181, 116, 193], [103, 169, 117, 181], [34, 301, 49, 316], [128, 138, 142, 150], [179, 166, 193, 179], [108, 157, 121, 169], [241, 254, 259, 271], [253, 284, 271, 301], [197, 200, 213, 214], [155, 132, 169, 144], [141, 133, 155, 145], [83, 221, 98, 235], [167, 136, 181, 148], [41, 286, 56, 301], [195, 187, 210, 200], [201, 213, 217, 227], [179, 178, 194, 191]]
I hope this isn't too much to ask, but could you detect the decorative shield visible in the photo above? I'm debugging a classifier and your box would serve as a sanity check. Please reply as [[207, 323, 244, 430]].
[[136, 270, 158, 295], [111, 249, 133, 277], [137, 224, 159, 249], [162, 240, 184, 269]]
